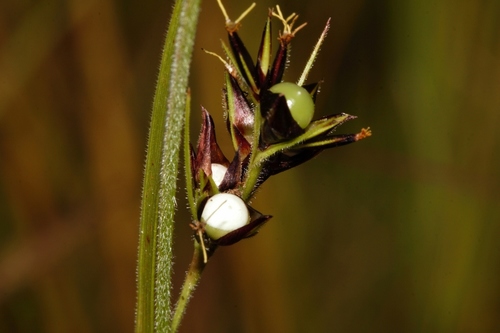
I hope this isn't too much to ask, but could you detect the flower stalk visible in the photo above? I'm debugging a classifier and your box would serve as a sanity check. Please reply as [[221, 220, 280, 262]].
[[171, 241, 207, 333]]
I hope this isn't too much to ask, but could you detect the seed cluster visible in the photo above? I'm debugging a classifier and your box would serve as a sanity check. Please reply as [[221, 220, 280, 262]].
[[186, 1, 371, 261]]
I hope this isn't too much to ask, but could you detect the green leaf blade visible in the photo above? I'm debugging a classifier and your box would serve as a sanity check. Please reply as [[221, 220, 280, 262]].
[[136, 0, 202, 332]]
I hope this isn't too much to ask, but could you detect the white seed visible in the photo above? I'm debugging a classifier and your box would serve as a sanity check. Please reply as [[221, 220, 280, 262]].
[[201, 193, 249, 240], [210, 163, 227, 187]]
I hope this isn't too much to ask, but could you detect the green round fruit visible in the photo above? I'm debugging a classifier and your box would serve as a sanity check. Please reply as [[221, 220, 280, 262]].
[[201, 193, 249, 240], [269, 82, 315, 129]]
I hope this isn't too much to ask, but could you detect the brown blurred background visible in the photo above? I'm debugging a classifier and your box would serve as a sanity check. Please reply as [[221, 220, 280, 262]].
[[1, 0, 499, 332]]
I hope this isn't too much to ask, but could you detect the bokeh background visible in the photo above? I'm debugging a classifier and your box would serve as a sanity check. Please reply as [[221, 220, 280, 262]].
[[1, 0, 499, 332]]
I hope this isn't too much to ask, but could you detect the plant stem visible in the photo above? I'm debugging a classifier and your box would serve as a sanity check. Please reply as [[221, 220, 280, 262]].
[[135, 0, 201, 332], [242, 102, 263, 201], [171, 242, 208, 332], [241, 162, 263, 201]]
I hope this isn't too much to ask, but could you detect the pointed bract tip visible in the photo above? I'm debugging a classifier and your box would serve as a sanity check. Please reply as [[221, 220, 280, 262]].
[[355, 127, 372, 141], [272, 5, 307, 42], [218, 0, 256, 33]]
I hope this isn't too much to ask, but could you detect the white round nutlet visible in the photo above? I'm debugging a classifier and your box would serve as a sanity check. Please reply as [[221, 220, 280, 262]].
[[201, 193, 250, 240], [269, 82, 315, 129], [210, 163, 227, 187]]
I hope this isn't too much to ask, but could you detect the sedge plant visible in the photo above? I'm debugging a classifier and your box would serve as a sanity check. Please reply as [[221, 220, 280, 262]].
[[136, 1, 371, 332]]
